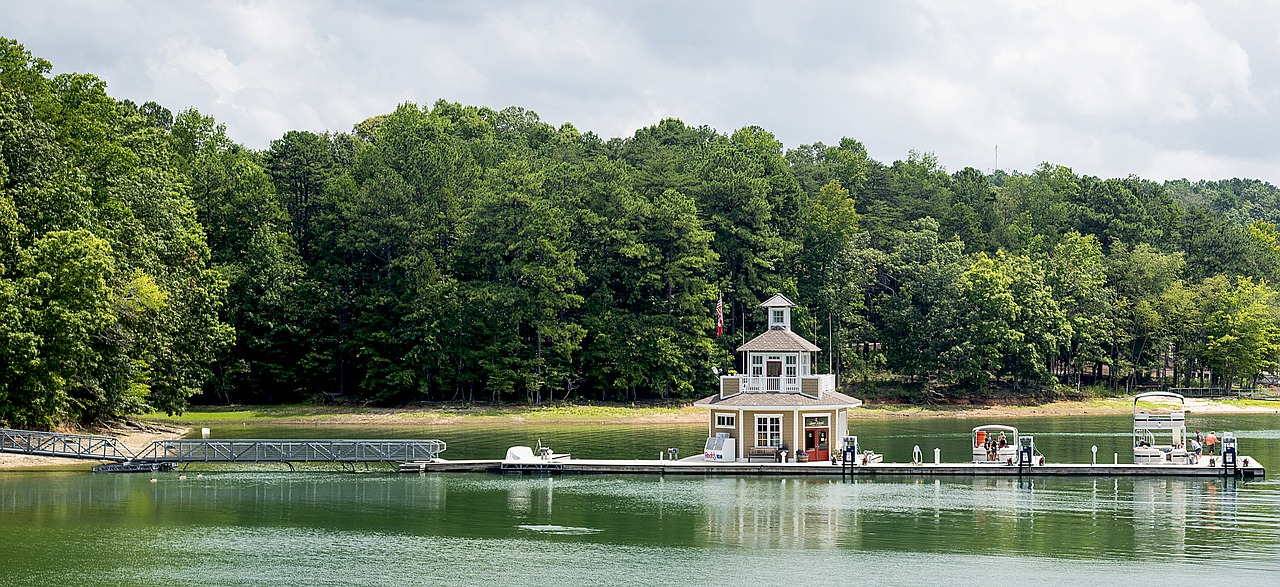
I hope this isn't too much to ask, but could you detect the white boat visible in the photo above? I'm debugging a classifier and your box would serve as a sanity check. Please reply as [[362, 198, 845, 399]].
[[1133, 391, 1191, 465], [501, 442, 570, 470], [972, 425, 1019, 464], [841, 435, 882, 465]]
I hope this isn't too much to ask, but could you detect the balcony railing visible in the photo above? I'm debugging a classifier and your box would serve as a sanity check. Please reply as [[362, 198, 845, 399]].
[[742, 376, 799, 393], [720, 374, 836, 399]]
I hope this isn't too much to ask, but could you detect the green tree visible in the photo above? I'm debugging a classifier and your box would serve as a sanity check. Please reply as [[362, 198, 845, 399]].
[[1035, 232, 1113, 386], [796, 180, 872, 377], [0, 231, 115, 428], [1204, 277, 1280, 392]]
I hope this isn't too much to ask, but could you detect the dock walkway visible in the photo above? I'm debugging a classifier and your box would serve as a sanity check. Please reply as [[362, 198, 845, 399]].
[[400, 456, 1265, 478]]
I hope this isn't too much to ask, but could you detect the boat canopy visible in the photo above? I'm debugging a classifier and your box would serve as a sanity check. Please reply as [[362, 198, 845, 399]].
[[972, 425, 1019, 434], [1132, 391, 1185, 405]]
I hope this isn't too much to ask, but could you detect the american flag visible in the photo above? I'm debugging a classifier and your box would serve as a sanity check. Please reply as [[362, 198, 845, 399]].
[[715, 294, 724, 337]]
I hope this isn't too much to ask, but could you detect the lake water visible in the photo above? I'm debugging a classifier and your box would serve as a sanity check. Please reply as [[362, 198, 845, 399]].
[[2, 414, 1277, 586]]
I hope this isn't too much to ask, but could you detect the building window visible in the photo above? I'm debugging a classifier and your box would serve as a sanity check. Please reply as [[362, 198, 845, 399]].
[[772, 309, 783, 325], [756, 415, 782, 447], [715, 413, 735, 429], [750, 355, 763, 377], [785, 356, 797, 378]]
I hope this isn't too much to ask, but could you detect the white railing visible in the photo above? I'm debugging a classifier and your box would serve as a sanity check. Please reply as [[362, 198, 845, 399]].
[[722, 375, 837, 396], [739, 376, 800, 393]]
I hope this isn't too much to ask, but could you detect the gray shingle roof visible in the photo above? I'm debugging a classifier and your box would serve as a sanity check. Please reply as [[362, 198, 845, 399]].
[[736, 328, 821, 352], [759, 293, 796, 308], [693, 389, 864, 408]]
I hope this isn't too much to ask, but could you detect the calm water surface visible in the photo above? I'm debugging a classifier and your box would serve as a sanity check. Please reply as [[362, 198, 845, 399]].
[[1, 415, 1277, 586]]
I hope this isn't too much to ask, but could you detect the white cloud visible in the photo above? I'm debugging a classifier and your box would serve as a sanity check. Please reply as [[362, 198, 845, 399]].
[[151, 39, 244, 102], [3, 0, 1279, 185]]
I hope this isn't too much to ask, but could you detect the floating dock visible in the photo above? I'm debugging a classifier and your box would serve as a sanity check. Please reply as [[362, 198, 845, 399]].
[[5, 426, 1263, 478], [399, 457, 1265, 478]]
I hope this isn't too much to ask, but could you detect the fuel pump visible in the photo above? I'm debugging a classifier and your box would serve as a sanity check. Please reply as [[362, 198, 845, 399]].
[[843, 436, 859, 465], [1018, 435, 1035, 467], [1221, 432, 1238, 468]]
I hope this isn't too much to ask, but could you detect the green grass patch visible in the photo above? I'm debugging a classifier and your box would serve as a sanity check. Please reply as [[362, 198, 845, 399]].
[[139, 405, 380, 424], [859, 397, 1133, 416], [1222, 398, 1280, 409], [139, 402, 701, 426]]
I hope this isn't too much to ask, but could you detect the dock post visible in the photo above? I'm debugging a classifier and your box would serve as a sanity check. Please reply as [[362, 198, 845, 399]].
[[933, 448, 940, 465], [1091, 445, 1097, 465]]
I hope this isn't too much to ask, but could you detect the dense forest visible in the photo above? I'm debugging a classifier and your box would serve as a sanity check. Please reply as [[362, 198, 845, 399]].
[[4, 39, 1280, 429]]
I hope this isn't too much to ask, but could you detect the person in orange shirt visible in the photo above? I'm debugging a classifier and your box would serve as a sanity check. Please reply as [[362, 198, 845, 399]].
[[1205, 431, 1218, 456]]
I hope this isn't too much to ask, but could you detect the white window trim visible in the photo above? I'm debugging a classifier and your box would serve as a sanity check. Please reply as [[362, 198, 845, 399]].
[[714, 413, 736, 429], [755, 413, 783, 448]]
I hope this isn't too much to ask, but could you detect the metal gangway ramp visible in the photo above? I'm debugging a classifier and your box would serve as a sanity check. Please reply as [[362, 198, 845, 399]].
[[1, 428, 134, 461], [1, 428, 446, 472], [132, 439, 447, 464]]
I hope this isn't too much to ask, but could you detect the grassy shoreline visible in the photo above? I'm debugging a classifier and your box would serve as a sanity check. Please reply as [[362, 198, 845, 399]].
[[137, 397, 1280, 427]]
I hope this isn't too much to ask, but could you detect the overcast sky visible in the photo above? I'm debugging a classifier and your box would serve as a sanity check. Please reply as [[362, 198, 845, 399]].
[[4, 0, 1279, 185]]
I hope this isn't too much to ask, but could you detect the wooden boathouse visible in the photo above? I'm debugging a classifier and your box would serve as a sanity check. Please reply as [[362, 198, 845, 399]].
[[693, 293, 862, 462]]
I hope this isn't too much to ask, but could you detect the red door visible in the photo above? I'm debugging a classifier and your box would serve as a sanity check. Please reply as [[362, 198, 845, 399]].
[[766, 361, 782, 391], [805, 427, 829, 461]]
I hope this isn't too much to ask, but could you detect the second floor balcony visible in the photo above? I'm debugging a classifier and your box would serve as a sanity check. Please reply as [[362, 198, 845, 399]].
[[719, 373, 837, 400]]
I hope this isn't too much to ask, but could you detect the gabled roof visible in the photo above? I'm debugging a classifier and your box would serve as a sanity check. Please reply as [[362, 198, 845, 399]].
[[737, 328, 821, 352], [759, 293, 796, 308], [694, 389, 863, 408]]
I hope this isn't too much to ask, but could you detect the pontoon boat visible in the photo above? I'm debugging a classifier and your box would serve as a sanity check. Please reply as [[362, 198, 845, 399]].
[[1133, 391, 1190, 465]]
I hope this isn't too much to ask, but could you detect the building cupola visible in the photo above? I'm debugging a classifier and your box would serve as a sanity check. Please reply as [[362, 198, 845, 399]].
[[759, 293, 796, 331]]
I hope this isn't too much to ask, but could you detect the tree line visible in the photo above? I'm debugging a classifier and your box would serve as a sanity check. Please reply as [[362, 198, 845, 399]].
[[3, 38, 1280, 428]]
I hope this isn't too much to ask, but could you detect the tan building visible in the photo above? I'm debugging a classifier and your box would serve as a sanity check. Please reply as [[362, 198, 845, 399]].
[[694, 293, 862, 462]]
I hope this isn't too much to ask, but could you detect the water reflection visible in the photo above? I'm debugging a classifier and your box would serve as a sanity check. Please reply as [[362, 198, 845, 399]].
[[4, 411, 1278, 585], [2, 471, 1278, 585]]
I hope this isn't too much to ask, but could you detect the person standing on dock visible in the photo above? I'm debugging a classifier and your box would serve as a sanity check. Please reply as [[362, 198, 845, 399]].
[[1196, 430, 1203, 445], [1190, 437, 1202, 464], [1206, 431, 1218, 456]]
